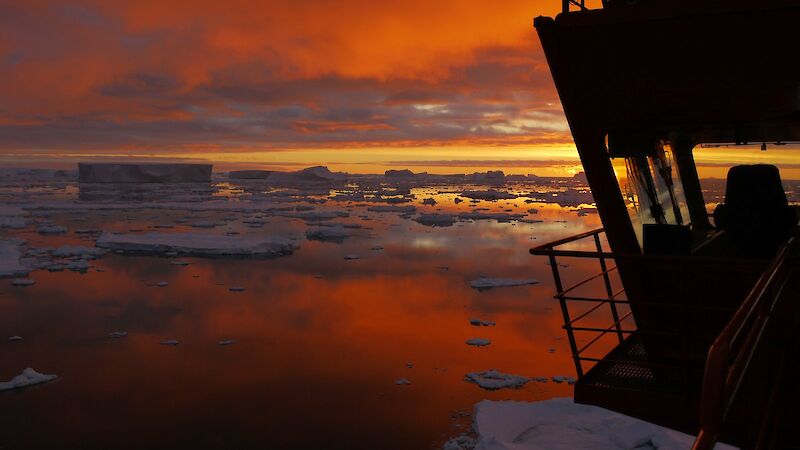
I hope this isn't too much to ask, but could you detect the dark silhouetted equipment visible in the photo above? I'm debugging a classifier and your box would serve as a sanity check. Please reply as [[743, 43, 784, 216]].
[[714, 165, 800, 257], [531, 1, 800, 448]]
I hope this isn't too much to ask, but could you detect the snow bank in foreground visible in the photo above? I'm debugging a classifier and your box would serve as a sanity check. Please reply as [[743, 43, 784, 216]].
[[469, 277, 539, 290], [0, 240, 29, 277], [470, 398, 737, 450], [96, 232, 298, 257], [0, 368, 57, 391]]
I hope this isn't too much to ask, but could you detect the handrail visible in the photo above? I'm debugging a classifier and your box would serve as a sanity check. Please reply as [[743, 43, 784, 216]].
[[562, 0, 587, 14], [530, 228, 631, 377], [531, 227, 605, 252], [692, 237, 796, 450]]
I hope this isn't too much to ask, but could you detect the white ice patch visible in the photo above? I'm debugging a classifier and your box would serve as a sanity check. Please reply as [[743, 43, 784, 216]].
[[96, 232, 299, 257], [460, 190, 518, 201], [469, 277, 539, 290], [11, 278, 36, 286], [0, 368, 57, 391], [470, 398, 737, 450], [0, 240, 30, 277], [415, 214, 456, 227], [52, 245, 106, 259], [464, 370, 530, 391], [306, 225, 350, 243], [36, 224, 67, 235], [466, 338, 492, 347], [0, 205, 28, 229], [367, 205, 417, 214]]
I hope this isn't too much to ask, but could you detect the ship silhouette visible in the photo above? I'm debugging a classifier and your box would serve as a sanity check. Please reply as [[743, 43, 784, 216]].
[[531, 1, 800, 448]]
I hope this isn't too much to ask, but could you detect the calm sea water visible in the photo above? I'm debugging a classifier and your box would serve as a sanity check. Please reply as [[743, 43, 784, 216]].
[[0, 175, 631, 449]]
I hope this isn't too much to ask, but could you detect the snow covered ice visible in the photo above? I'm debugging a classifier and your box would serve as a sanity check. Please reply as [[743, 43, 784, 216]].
[[464, 370, 530, 391], [466, 398, 738, 450], [0, 368, 58, 391]]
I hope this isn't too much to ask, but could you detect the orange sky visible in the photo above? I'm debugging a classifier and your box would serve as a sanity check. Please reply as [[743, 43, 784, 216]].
[[0, 1, 576, 165], [2, 1, 798, 177]]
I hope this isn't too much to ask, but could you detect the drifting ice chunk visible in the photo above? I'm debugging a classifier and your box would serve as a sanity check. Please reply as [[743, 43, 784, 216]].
[[0, 240, 29, 277], [52, 245, 106, 259], [395, 378, 412, 386], [469, 398, 737, 450], [96, 232, 299, 257], [9, 336, 22, 341], [415, 214, 456, 227], [159, 339, 179, 346], [109, 331, 128, 338], [218, 339, 237, 346], [466, 338, 491, 347], [344, 254, 361, 260], [0, 368, 57, 391], [464, 370, 530, 390], [11, 278, 36, 286], [460, 189, 518, 201], [78, 163, 212, 183], [37, 224, 67, 235], [552, 375, 577, 385], [469, 319, 496, 327], [469, 276, 539, 290], [367, 205, 417, 214], [443, 435, 476, 450], [306, 225, 350, 243]]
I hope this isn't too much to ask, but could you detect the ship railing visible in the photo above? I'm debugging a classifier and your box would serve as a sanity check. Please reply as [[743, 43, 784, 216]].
[[562, 0, 588, 14], [530, 228, 632, 378], [692, 237, 796, 450]]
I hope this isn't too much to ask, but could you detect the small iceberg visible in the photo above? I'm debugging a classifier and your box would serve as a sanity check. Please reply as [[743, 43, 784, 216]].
[[464, 370, 530, 391], [466, 338, 491, 347], [0, 368, 57, 391]]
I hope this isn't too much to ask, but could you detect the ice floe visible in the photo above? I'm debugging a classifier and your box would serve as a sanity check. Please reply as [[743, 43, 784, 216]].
[[415, 214, 456, 227], [469, 277, 539, 290], [0, 368, 57, 391], [367, 205, 417, 214], [218, 339, 237, 346], [109, 331, 128, 338], [469, 319, 496, 327], [460, 190, 518, 201], [306, 225, 350, 243], [11, 278, 36, 286], [37, 224, 67, 235], [464, 370, 530, 391], [0, 240, 30, 277], [96, 232, 298, 257], [466, 338, 491, 347], [159, 339, 179, 346], [395, 378, 412, 386]]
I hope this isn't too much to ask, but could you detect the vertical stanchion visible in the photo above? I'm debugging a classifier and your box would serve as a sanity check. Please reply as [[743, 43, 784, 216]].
[[549, 252, 583, 378], [595, 233, 624, 343]]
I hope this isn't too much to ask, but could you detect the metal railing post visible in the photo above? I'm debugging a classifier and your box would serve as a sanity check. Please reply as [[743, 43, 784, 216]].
[[549, 253, 584, 378], [595, 233, 624, 343]]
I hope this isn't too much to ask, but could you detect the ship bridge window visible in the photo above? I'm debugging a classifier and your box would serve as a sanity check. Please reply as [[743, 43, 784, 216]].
[[612, 141, 690, 245]]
